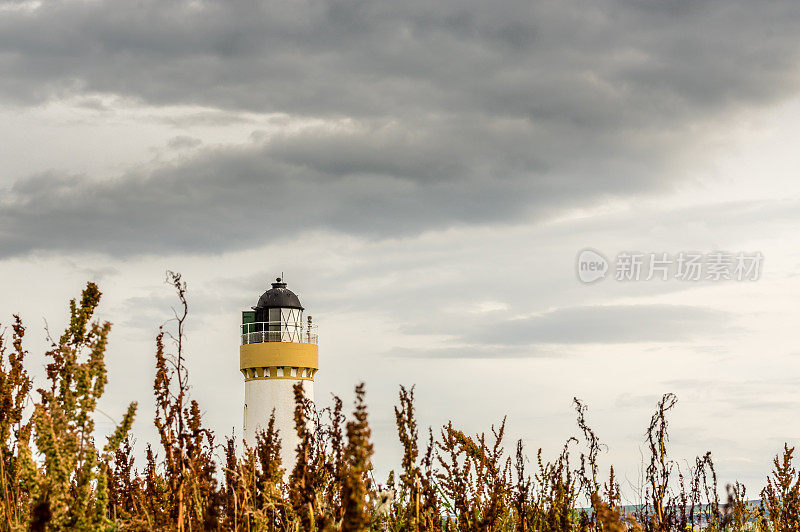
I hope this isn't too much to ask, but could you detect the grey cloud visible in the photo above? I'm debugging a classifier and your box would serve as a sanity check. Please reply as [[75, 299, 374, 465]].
[[375, 304, 733, 359], [614, 392, 662, 409], [657, 378, 800, 419], [115, 291, 226, 332], [167, 136, 202, 150], [0, 116, 664, 257], [74, 96, 112, 111], [1, 0, 799, 121], [386, 345, 564, 360], [4, 113, 796, 258], [157, 111, 259, 128], [468, 304, 733, 345], [663, 377, 800, 390], [2, 1, 800, 257], [736, 400, 796, 412]]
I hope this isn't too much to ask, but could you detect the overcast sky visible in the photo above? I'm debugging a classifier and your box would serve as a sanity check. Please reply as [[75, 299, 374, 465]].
[[2, 0, 800, 499]]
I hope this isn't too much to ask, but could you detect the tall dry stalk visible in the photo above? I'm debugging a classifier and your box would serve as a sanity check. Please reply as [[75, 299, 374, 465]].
[[342, 382, 374, 531], [0, 316, 33, 528], [150, 271, 221, 531]]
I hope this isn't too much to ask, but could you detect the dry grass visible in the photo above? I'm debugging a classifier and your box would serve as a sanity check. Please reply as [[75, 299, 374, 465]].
[[0, 279, 796, 531]]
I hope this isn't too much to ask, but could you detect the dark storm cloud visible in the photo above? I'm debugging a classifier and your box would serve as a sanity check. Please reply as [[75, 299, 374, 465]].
[[0, 118, 665, 257], [1, 0, 800, 256], [2, 0, 799, 118]]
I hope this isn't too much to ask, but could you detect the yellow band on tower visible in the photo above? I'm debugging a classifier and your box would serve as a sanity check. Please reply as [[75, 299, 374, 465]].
[[240, 342, 319, 371]]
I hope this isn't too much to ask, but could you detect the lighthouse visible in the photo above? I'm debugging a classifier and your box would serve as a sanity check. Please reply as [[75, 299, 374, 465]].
[[239, 278, 318, 468]]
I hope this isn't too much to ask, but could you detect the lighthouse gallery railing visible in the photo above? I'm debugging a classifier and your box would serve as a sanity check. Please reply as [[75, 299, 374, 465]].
[[241, 321, 318, 346]]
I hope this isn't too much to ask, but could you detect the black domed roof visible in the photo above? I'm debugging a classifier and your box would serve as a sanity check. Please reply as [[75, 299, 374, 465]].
[[254, 278, 304, 310]]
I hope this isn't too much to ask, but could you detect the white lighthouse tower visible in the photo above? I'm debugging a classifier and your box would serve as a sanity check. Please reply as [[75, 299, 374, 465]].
[[239, 278, 318, 468]]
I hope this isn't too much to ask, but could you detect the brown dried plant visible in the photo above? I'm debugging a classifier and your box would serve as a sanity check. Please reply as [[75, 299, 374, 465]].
[[288, 382, 327, 529], [341, 382, 375, 531], [221, 414, 287, 530], [150, 271, 220, 531], [1, 279, 794, 531], [724, 481, 754, 530], [435, 418, 512, 531], [638, 393, 678, 531], [4, 283, 137, 530], [761, 444, 800, 531], [0, 316, 33, 528]]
